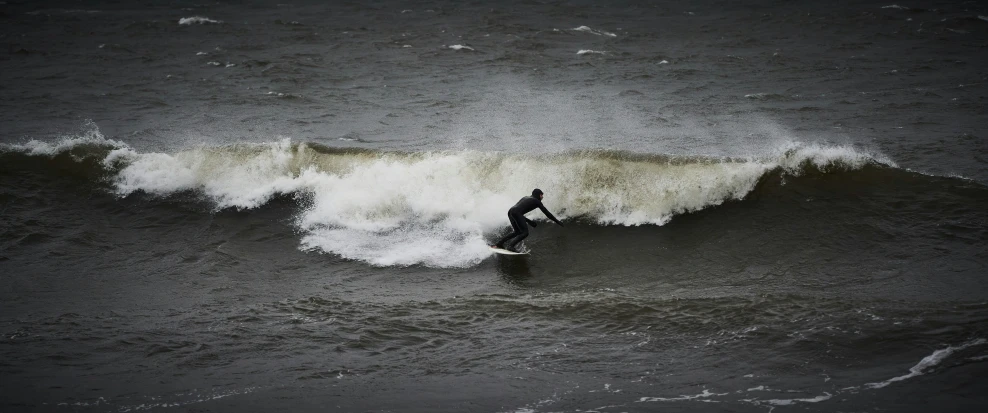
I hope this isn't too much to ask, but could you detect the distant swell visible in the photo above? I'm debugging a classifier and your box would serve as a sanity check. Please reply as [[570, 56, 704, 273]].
[[2, 125, 900, 268]]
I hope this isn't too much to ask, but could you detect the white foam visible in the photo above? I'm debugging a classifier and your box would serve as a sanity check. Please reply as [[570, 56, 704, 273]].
[[979, 15, 988, 22], [179, 16, 223, 25], [5, 129, 896, 268], [774, 141, 896, 171], [639, 389, 727, 402], [882, 5, 908, 10], [572, 26, 617, 37], [98, 146, 783, 266], [866, 339, 986, 389], [103, 148, 199, 196], [1, 121, 127, 156], [105, 139, 302, 209], [577, 49, 606, 55], [295, 152, 510, 267], [115, 387, 257, 412], [762, 393, 832, 406], [447, 44, 475, 51]]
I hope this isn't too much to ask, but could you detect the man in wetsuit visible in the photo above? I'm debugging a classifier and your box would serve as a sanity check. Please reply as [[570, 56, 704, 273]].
[[492, 188, 564, 252]]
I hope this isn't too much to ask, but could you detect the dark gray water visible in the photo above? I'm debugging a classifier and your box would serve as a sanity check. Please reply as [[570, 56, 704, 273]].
[[2, 0, 987, 411]]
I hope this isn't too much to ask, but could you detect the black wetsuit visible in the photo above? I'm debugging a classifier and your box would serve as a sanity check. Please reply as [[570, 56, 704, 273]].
[[494, 196, 563, 251]]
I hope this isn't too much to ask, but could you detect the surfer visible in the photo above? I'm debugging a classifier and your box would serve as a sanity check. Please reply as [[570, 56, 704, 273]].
[[492, 188, 564, 252]]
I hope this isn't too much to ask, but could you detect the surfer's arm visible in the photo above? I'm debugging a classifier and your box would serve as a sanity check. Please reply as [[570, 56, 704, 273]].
[[538, 204, 563, 226]]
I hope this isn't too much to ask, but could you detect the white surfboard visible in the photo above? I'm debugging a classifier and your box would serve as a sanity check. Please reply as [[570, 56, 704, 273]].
[[490, 247, 529, 256]]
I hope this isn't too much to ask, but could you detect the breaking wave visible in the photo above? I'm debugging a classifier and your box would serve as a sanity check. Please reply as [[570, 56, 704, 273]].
[[2, 125, 897, 267]]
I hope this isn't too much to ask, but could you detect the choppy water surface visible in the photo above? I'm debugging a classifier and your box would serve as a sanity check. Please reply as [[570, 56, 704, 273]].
[[1, 0, 987, 411]]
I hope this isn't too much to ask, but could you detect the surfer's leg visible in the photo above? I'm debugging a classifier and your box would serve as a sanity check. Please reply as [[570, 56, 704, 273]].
[[504, 215, 529, 251], [494, 213, 523, 248]]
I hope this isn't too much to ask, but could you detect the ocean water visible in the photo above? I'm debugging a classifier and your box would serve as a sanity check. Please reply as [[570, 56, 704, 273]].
[[1, 0, 987, 411]]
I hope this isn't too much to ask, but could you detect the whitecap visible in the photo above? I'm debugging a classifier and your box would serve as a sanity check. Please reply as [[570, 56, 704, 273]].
[[1, 121, 126, 156], [762, 393, 833, 406], [639, 389, 727, 402], [774, 141, 897, 171], [179, 16, 223, 25], [105, 139, 301, 210], [572, 26, 617, 37], [866, 339, 987, 389]]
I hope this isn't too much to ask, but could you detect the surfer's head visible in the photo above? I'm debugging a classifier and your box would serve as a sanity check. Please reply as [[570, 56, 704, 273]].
[[532, 188, 544, 200]]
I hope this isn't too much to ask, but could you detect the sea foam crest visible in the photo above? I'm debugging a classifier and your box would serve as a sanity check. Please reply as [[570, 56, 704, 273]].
[[94, 141, 888, 267], [774, 141, 895, 171], [0, 121, 127, 156], [104, 139, 301, 209], [866, 338, 987, 389], [572, 26, 617, 37], [4, 129, 894, 268], [179, 16, 223, 25]]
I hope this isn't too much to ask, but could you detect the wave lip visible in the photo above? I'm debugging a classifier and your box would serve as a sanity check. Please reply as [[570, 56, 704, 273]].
[[0, 121, 127, 156], [774, 141, 895, 172]]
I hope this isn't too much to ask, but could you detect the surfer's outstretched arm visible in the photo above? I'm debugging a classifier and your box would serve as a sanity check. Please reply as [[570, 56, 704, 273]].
[[537, 203, 563, 226]]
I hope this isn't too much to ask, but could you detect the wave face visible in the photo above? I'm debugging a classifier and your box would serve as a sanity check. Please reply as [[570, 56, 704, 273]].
[[2, 126, 896, 267]]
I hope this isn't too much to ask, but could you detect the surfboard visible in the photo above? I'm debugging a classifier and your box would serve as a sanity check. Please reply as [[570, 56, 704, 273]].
[[490, 247, 529, 256]]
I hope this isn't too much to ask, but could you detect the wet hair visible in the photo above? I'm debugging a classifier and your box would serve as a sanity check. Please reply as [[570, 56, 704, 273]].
[[532, 188, 543, 197]]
